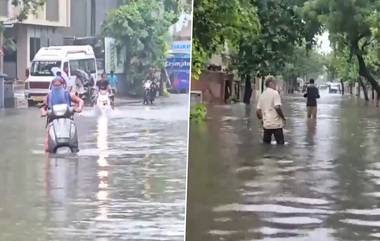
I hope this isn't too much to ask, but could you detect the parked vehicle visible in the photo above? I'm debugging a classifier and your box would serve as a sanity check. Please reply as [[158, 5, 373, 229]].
[[25, 45, 97, 106], [328, 83, 341, 93]]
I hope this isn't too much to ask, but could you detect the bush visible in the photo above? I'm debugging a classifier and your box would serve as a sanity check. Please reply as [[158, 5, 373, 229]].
[[190, 104, 207, 122]]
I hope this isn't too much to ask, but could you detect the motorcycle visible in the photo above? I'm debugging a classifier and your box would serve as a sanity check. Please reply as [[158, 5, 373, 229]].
[[73, 70, 95, 106], [96, 89, 113, 112], [143, 81, 157, 105], [46, 103, 79, 153]]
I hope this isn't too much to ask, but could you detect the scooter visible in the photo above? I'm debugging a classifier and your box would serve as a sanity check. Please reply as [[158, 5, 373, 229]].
[[96, 89, 113, 112], [46, 103, 79, 153]]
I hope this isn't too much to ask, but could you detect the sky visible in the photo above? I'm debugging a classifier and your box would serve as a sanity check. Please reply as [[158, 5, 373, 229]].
[[316, 31, 332, 54]]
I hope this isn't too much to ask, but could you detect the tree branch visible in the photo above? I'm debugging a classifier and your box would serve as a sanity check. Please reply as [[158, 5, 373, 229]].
[[360, 37, 374, 52]]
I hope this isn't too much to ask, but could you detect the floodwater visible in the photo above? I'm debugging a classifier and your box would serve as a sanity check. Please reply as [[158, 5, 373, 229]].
[[187, 90, 380, 241], [0, 94, 188, 241]]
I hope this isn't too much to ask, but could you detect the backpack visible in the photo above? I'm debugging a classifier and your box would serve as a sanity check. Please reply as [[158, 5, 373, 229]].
[[48, 87, 71, 109]]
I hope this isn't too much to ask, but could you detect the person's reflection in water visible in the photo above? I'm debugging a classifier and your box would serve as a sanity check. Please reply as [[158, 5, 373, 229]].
[[44, 154, 79, 227], [245, 104, 252, 130], [96, 115, 110, 217], [306, 119, 317, 146]]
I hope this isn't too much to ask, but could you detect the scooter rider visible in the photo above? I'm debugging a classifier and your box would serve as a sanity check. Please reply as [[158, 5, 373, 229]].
[[96, 73, 113, 106], [41, 76, 84, 118], [107, 70, 119, 95], [40, 77, 84, 152]]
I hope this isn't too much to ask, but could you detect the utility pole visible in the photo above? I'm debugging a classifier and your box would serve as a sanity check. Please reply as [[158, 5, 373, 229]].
[[90, 0, 96, 36], [0, 25, 4, 74], [0, 23, 4, 109]]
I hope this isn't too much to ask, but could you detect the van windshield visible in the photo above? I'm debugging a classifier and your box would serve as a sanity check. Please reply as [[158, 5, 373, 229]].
[[31, 61, 61, 76], [69, 58, 96, 75]]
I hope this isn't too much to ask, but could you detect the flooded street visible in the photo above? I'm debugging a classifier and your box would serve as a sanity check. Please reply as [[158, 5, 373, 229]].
[[0, 94, 188, 241], [187, 91, 380, 241]]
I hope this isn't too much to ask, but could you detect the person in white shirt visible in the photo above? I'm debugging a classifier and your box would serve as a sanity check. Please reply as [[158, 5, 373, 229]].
[[256, 75, 286, 145]]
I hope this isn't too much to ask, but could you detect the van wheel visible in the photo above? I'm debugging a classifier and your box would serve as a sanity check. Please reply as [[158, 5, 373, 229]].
[[27, 100, 35, 107], [71, 147, 79, 153]]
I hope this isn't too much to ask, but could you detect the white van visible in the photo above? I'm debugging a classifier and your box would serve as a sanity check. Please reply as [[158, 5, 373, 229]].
[[25, 45, 97, 105]]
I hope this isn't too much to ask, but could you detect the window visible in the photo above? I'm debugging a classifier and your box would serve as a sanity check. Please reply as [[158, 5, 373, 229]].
[[46, 0, 59, 21], [30, 61, 61, 76], [69, 59, 96, 75], [30, 37, 41, 61]]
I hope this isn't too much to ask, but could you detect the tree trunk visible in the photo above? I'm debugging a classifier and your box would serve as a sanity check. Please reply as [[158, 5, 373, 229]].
[[340, 79, 345, 95], [243, 74, 252, 104], [372, 87, 375, 100], [358, 77, 369, 101], [349, 83, 353, 95], [356, 53, 380, 105], [159, 68, 165, 96]]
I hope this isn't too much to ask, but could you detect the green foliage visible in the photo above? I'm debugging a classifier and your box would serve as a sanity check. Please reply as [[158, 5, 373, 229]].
[[190, 104, 207, 122], [282, 47, 325, 81], [236, 0, 308, 77], [302, 0, 380, 93], [163, 0, 192, 15], [1, 1, 45, 52], [10, 0, 46, 21], [102, 0, 175, 93], [191, 0, 260, 80], [327, 48, 358, 83]]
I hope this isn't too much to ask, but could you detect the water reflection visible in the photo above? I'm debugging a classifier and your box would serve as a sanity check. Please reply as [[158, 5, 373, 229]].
[[187, 93, 380, 241], [0, 95, 188, 241], [96, 116, 109, 219]]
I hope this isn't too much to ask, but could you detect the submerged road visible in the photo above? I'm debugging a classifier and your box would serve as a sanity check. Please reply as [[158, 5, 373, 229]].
[[187, 91, 380, 241], [0, 94, 188, 241]]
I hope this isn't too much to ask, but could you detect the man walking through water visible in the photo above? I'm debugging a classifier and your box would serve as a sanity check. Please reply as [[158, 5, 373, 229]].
[[303, 78, 320, 119], [256, 75, 286, 145], [108, 70, 119, 94]]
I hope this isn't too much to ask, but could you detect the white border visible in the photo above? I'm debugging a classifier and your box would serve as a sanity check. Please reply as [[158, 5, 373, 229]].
[[183, 0, 195, 240]]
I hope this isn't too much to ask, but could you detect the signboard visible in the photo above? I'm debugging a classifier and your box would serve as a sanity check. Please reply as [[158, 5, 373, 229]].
[[165, 57, 190, 93], [170, 41, 191, 54], [165, 57, 190, 71]]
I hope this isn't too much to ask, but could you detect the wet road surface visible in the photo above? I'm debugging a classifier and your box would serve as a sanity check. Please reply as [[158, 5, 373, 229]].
[[187, 91, 380, 241], [0, 94, 188, 241]]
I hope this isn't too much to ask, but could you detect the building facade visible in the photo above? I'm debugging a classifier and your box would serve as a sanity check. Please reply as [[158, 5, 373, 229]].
[[1, 0, 70, 80], [1, 0, 120, 80]]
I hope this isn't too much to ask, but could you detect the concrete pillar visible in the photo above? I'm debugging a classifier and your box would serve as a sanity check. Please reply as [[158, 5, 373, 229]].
[[0, 73, 5, 108], [16, 25, 29, 81]]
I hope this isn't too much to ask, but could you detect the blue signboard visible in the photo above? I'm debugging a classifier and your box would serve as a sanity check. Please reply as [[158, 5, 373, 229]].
[[170, 41, 191, 54], [166, 58, 190, 71], [166, 57, 190, 93]]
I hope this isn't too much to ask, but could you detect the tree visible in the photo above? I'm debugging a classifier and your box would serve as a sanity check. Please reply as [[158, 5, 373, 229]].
[[301, 0, 380, 105], [282, 47, 325, 92], [327, 49, 366, 98], [102, 0, 175, 94], [191, 0, 260, 80], [9, 0, 46, 21], [235, 0, 308, 79]]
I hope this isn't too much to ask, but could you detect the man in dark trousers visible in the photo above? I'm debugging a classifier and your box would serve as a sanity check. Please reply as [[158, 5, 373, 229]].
[[304, 78, 320, 119], [256, 75, 286, 145]]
